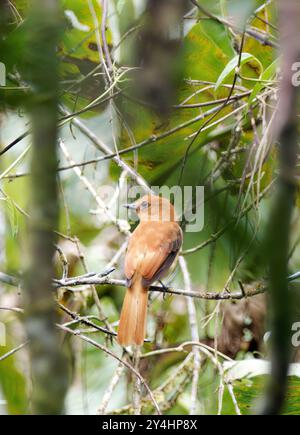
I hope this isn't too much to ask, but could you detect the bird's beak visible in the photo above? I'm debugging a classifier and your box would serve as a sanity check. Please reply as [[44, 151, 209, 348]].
[[123, 203, 137, 210]]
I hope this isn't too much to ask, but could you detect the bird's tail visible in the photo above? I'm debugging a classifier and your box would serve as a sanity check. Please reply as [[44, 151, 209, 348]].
[[117, 278, 148, 346]]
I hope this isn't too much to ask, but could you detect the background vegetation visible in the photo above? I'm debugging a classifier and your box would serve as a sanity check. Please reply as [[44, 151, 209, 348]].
[[0, 0, 300, 415]]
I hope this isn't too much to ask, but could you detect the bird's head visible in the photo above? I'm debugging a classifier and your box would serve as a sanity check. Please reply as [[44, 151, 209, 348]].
[[124, 194, 177, 222]]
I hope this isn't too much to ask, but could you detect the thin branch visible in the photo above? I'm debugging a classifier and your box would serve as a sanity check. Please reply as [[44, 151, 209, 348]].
[[54, 275, 268, 301], [0, 306, 24, 314], [132, 346, 142, 415], [0, 272, 20, 287], [3, 266, 300, 302], [97, 362, 125, 415], [57, 301, 117, 338], [59, 139, 131, 235], [179, 257, 201, 415], [182, 182, 273, 255], [59, 107, 152, 194], [0, 270, 268, 300], [0, 341, 29, 362], [110, 353, 194, 415], [178, 27, 246, 184], [57, 324, 161, 415], [190, 0, 278, 48], [140, 341, 232, 361], [72, 238, 115, 335]]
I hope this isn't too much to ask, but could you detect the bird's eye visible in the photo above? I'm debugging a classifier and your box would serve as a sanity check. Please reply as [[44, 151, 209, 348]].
[[141, 200, 149, 209]]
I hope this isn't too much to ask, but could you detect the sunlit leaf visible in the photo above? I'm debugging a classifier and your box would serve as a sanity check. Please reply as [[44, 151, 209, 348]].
[[215, 52, 263, 92]]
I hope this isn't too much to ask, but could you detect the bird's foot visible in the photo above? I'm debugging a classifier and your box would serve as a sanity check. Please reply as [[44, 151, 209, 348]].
[[159, 280, 169, 300]]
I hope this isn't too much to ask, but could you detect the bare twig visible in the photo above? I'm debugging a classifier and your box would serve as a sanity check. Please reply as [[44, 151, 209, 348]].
[[0, 306, 24, 314], [54, 244, 69, 279], [182, 182, 273, 255], [57, 301, 117, 338], [179, 257, 201, 415], [58, 324, 161, 415], [59, 107, 152, 194], [132, 346, 142, 415], [190, 0, 278, 48], [0, 270, 268, 300], [178, 27, 246, 184], [0, 272, 20, 287], [54, 275, 268, 300], [0, 341, 29, 362], [97, 362, 125, 415], [59, 139, 130, 235]]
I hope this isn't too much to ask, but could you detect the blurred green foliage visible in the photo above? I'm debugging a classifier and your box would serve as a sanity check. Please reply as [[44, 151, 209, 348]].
[[0, 0, 300, 415]]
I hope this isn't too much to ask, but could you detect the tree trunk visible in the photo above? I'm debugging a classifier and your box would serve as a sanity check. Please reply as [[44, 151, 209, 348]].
[[259, 0, 300, 415], [23, 0, 68, 415]]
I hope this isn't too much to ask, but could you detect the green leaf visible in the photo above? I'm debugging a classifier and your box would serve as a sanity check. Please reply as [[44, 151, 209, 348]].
[[116, 20, 236, 184], [184, 21, 235, 82], [215, 52, 263, 91], [61, 0, 111, 62], [1, 198, 19, 238], [59, 0, 112, 114], [248, 59, 278, 106], [223, 359, 300, 415]]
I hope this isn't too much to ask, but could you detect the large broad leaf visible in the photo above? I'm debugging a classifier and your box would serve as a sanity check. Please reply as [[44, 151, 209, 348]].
[[59, 0, 112, 113], [116, 19, 237, 184], [61, 0, 111, 63], [215, 52, 263, 92], [11, 0, 112, 114], [223, 359, 300, 415], [243, 3, 277, 69]]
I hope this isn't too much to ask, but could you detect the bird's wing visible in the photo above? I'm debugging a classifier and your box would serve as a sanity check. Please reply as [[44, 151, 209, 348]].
[[125, 222, 182, 286]]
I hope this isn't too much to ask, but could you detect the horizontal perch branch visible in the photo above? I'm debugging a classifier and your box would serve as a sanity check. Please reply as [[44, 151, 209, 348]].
[[2, 268, 300, 301], [0, 269, 267, 300], [55, 276, 268, 300]]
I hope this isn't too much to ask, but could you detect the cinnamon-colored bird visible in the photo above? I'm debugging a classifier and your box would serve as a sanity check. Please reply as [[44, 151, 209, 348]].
[[117, 194, 183, 346]]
